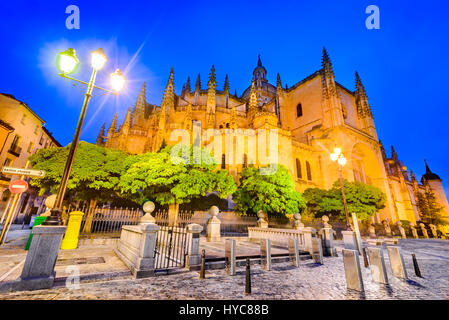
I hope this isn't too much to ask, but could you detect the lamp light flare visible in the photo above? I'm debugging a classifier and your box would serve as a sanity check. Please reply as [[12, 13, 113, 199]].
[[338, 156, 347, 166], [111, 69, 125, 92], [333, 147, 341, 156], [330, 153, 338, 162], [58, 48, 79, 74], [91, 48, 107, 70]]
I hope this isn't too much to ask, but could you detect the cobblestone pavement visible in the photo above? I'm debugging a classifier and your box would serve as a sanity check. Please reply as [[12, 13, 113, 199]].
[[0, 239, 448, 300]]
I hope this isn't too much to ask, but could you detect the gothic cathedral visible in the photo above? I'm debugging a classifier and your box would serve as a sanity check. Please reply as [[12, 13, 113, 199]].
[[97, 48, 449, 231]]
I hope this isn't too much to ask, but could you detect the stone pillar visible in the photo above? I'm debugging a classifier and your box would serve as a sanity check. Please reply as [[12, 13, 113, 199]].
[[429, 224, 438, 238], [256, 210, 268, 228], [17, 225, 66, 291], [186, 223, 203, 269], [419, 223, 429, 238], [396, 221, 406, 239], [206, 206, 221, 242], [134, 223, 159, 277], [410, 222, 418, 239], [302, 227, 315, 255], [293, 213, 304, 230], [383, 220, 392, 237], [342, 230, 359, 252], [61, 211, 84, 250], [369, 224, 376, 238], [318, 215, 337, 257]]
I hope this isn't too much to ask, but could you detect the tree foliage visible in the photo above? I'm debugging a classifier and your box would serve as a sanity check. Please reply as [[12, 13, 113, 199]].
[[28, 141, 128, 203], [118, 145, 236, 206], [303, 180, 386, 221], [233, 165, 306, 216], [417, 188, 447, 226]]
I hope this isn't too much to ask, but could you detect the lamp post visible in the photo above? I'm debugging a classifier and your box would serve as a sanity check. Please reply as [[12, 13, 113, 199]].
[[43, 48, 125, 225], [330, 147, 351, 230]]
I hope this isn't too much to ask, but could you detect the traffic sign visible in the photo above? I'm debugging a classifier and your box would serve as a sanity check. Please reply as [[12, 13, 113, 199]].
[[9, 180, 28, 194], [1, 166, 46, 178]]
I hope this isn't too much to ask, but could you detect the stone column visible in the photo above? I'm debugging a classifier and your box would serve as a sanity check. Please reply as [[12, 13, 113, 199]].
[[318, 215, 337, 257], [383, 220, 392, 237], [419, 223, 429, 238], [429, 224, 438, 238], [61, 211, 84, 250], [302, 227, 315, 255], [256, 210, 268, 228], [410, 223, 418, 239], [293, 213, 304, 230], [342, 230, 359, 252], [206, 206, 221, 242], [186, 223, 203, 269], [369, 224, 376, 238], [396, 221, 406, 239], [17, 225, 67, 291]]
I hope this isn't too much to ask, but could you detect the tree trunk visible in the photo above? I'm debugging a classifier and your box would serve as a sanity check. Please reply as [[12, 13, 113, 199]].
[[82, 199, 97, 233], [168, 203, 179, 227]]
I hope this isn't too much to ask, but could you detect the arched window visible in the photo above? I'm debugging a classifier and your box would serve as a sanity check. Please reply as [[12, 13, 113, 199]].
[[296, 103, 303, 117], [243, 154, 248, 168], [296, 159, 302, 179], [306, 161, 312, 181], [221, 154, 226, 169]]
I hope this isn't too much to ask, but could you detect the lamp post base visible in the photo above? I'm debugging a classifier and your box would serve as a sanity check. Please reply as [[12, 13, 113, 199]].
[[41, 208, 63, 226]]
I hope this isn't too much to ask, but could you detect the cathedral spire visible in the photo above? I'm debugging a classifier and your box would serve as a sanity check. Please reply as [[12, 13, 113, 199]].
[[248, 78, 258, 121], [257, 54, 262, 67], [96, 123, 105, 146], [423, 159, 441, 181], [160, 68, 175, 127], [321, 47, 334, 77], [391, 145, 398, 161], [195, 73, 201, 92], [224, 74, 229, 94], [276, 73, 282, 89], [206, 65, 217, 127], [185, 76, 191, 94], [355, 71, 373, 118], [123, 106, 131, 128], [107, 113, 117, 136], [208, 65, 216, 89], [253, 54, 267, 86], [133, 82, 147, 116]]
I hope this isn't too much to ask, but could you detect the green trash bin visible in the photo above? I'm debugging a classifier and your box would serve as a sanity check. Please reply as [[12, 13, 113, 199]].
[[25, 216, 47, 250]]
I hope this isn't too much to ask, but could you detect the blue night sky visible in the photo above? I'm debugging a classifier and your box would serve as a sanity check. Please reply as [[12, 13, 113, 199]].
[[1, 0, 448, 193]]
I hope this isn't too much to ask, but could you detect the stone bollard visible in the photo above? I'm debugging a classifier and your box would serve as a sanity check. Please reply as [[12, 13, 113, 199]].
[[382, 220, 392, 237], [17, 225, 67, 291], [293, 213, 304, 230], [140, 201, 156, 224], [428, 224, 438, 238], [419, 223, 429, 238], [342, 249, 364, 292], [186, 223, 204, 269], [396, 221, 406, 239], [302, 227, 316, 255], [206, 206, 221, 242], [318, 215, 337, 257], [61, 211, 84, 250], [410, 222, 418, 239], [342, 230, 358, 252], [256, 210, 268, 228], [369, 224, 376, 238]]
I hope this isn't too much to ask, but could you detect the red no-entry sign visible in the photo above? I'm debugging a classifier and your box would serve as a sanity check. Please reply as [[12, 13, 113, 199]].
[[9, 180, 28, 194]]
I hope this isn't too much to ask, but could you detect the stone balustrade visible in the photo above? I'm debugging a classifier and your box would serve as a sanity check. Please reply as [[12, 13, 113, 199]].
[[248, 226, 316, 255]]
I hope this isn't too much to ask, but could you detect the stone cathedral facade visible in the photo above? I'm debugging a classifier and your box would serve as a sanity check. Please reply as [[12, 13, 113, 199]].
[[97, 49, 449, 230]]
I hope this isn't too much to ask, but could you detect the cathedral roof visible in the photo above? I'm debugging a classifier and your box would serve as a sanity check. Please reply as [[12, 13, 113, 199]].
[[422, 160, 441, 181]]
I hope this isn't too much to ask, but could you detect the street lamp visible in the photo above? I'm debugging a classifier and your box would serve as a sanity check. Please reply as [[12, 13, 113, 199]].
[[43, 48, 126, 226], [330, 147, 351, 230]]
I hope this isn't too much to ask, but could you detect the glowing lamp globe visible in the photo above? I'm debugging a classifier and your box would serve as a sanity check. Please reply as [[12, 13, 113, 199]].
[[111, 69, 125, 92], [338, 156, 347, 166], [91, 48, 107, 70], [58, 48, 79, 74], [333, 147, 341, 156], [330, 153, 338, 162]]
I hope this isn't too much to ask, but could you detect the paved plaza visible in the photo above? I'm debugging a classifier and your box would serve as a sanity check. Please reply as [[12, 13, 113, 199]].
[[0, 236, 448, 300]]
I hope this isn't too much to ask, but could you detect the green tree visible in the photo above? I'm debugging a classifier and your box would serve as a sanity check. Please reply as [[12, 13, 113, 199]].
[[118, 145, 236, 223], [303, 180, 386, 221], [29, 141, 129, 230], [233, 165, 306, 217], [417, 189, 447, 226]]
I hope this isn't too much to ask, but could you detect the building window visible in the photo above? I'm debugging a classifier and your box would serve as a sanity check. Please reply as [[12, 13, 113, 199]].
[[296, 103, 303, 117], [21, 114, 27, 124], [306, 161, 312, 181], [221, 154, 226, 169], [342, 104, 348, 119], [296, 159, 302, 179], [4, 158, 12, 167], [27, 142, 34, 153], [39, 135, 44, 145], [243, 154, 248, 168], [34, 125, 40, 134]]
